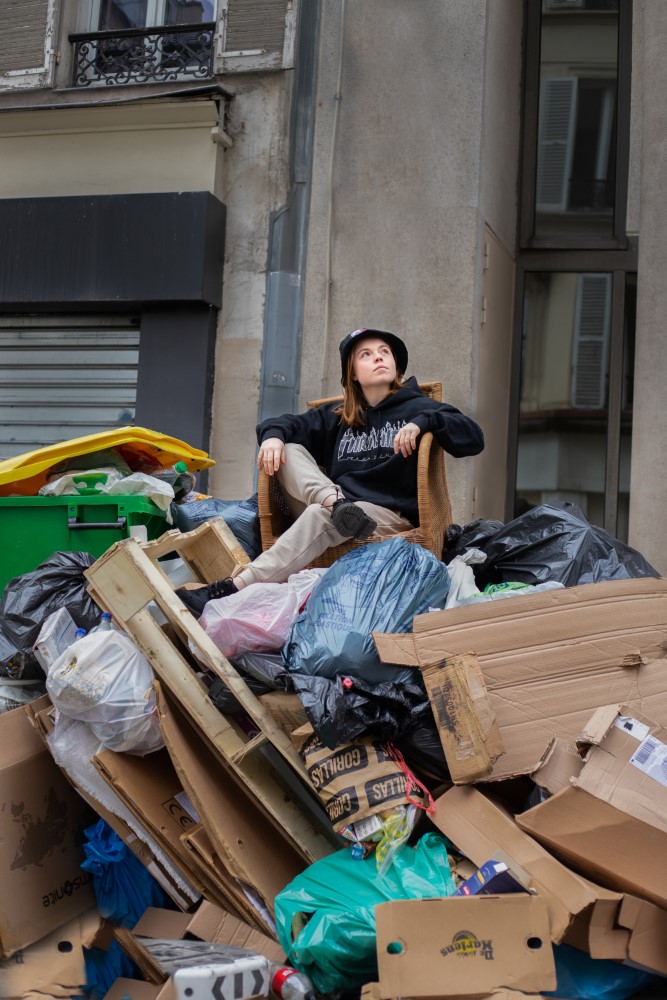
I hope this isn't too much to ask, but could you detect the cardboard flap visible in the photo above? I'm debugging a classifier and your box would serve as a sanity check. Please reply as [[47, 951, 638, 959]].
[[516, 785, 667, 910], [420, 654, 503, 783], [372, 632, 419, 666], [532, 737, 584, 795], [577, 704, 622, 747], [376, 896, 556, 998]]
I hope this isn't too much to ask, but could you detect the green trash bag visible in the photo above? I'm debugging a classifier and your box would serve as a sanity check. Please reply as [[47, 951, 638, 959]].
[[274, 832, 456, 994]]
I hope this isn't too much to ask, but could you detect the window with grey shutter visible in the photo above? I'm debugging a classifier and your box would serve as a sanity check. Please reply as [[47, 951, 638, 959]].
[[0, 0, 56, 90], [216, 0, 297, 71], [571, 273, 612, 409], [536, 77, 578, 213]]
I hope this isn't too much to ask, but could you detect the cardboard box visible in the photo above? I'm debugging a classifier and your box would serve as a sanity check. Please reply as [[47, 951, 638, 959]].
[[373, 577, 667, 782], [362, 985, 542, 1000], [115, 902, 284, 983], [103, 978, 175, 1000], [375, 896, 556, 998], [0, 908, 100, 998], [0, 704, 96, 958], [516, 706, 667, 909], [431, 786, 623, 947]]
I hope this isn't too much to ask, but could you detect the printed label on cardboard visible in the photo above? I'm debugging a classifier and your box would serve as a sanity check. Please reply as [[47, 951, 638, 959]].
[[440, 929, 496, 961], [614, 716, 649, 741], [630, 735, 667, 788]]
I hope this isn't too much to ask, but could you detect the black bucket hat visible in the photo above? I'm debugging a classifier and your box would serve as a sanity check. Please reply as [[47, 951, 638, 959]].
[[339, 328, 409, 381]]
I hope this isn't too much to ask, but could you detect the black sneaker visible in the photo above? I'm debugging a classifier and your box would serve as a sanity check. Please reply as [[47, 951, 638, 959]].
[[175, 577, 237, 618], [330, 499, 377, 539]]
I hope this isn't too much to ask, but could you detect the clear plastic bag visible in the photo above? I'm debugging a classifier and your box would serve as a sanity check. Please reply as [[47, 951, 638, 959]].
[[200, 568, 327, 658], [46, 629, 163, 755]]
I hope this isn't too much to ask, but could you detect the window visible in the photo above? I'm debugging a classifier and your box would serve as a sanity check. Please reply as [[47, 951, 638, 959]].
[[70, 0, 217, 87], [510, 0, 636, 540], [92, 0, 217, 32]]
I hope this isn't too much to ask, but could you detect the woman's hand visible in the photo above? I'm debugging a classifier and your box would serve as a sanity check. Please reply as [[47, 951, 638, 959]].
[[393, 422, 421, 457], [257, 437, 286, 476]]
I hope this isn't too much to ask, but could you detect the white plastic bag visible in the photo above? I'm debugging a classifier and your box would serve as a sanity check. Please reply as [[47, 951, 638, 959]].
[[200, 568, 327, 658], [46, 630, 164, 755], [444, 548, 487, 608]]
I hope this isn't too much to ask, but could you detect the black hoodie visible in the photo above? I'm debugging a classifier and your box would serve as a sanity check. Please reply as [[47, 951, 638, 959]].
[[256, 377, 484, 526]]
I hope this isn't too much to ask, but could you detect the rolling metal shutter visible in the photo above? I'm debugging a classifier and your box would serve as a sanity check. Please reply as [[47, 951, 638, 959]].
[[0, 317, 140, 461]]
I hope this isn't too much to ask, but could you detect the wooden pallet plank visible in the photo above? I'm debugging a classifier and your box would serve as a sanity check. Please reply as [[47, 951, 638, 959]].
[[144, 518, 250, 578], [85, 533, 333, 862]]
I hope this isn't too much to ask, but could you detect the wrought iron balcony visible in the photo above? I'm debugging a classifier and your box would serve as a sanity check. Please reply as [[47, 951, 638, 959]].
[[69, 22, 216, 88]]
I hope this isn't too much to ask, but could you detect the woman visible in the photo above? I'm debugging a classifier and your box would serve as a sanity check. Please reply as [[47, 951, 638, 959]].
[[177, 328, 484, 616]]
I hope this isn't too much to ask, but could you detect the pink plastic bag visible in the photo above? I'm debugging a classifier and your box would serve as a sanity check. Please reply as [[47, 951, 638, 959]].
[[199, 568, 327, 658]]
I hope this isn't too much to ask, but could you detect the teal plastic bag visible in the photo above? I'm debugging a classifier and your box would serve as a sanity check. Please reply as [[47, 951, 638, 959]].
[[275, 833, 456, 994]]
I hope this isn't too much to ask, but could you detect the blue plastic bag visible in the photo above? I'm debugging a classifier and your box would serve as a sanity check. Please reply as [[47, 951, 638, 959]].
[[171, 495, 261, 559], [275, 832, 457, 994], [545, 943, 664, 999], [283, 536, 450, 685], [81, 819, 167, 927], [84, 939, 137, 999]]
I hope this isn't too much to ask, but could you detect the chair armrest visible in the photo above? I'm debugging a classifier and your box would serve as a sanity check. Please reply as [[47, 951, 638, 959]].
[[257, 469, 294, 551], [417, 432, 452, 558]]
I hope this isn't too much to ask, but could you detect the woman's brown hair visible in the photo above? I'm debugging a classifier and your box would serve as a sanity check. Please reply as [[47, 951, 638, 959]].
[[333, 348, 404, 428]]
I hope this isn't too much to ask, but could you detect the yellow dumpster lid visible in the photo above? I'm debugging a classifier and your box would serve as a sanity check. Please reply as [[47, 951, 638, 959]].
[[0, 426, 215, 497]]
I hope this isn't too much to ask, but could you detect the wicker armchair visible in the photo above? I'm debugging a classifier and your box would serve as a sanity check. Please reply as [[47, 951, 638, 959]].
[[257, 382, 452, 568]]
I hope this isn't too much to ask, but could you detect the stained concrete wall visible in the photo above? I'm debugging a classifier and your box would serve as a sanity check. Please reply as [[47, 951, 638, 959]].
[[208, 72, 292, 498], [628, 2, 667, 574], [300, 0, 521, 523]]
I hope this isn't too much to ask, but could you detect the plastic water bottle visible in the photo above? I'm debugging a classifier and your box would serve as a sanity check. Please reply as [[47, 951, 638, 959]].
[[74, 627, 87, 640], [98, 612, 113, 631], [270, 966, 317, 1000], [153, 461, 197, 503]]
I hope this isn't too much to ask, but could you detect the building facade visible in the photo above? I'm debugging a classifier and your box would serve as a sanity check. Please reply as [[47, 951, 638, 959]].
[[1, 1, 665, 572]]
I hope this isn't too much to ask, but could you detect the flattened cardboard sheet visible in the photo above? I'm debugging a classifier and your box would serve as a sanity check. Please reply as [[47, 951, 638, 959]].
[[0, 705, 96, 958], [374, 578, 667, 781], [155, 685, 306, 911]]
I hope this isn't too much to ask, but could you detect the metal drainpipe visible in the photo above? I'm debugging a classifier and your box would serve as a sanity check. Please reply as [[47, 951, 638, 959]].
[[256, 0, 321, 425]]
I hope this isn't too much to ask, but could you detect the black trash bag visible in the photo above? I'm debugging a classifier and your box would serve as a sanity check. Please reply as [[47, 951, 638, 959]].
[[208, 652, 288, 715], [171, 495, 261, 560], [0, 551, 101, 680], [394, 722, 451, 784], [442, 518, 504, 565], [472, 502, 660, 588], [286, 672, 433, 749]]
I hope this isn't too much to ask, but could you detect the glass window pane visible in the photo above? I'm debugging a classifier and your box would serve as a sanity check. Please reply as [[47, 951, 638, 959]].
[[99, 0, 149, 30], [165, 0, 217, 24], [535, 0, 619, 239], [515, 271, 612, 525]]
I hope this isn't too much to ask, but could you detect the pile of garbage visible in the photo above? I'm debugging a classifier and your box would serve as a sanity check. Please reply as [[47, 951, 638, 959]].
[[1, 430, 666, 1000]]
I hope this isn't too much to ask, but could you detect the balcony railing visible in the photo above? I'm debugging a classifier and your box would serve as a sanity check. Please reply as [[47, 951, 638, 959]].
[[69, 23, 216, 87]]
